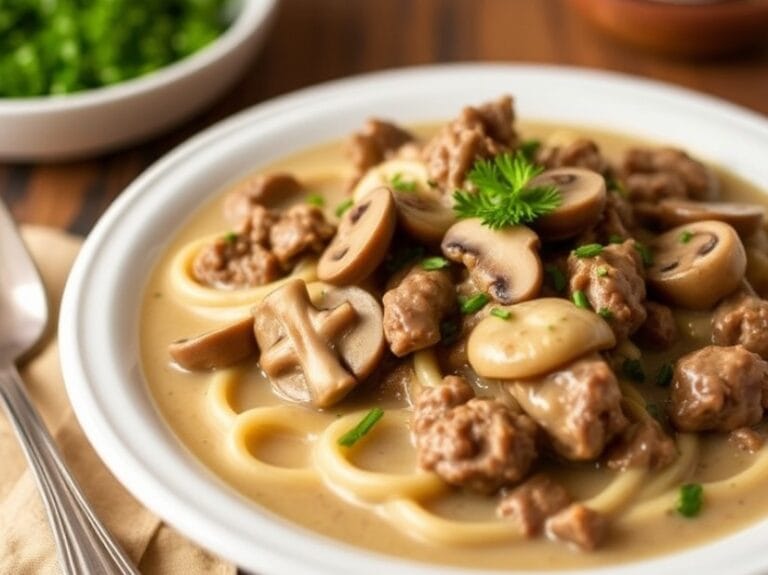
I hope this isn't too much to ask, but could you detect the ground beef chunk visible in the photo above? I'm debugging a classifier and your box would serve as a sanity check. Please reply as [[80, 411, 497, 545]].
[[622, 147, 718, 203], [497, 474, 572, 537], [413, 376, 538, 493], [605, 418, 677, 471], [568, 240, 646, 340], [713, 292, 768, 359], [578, 192, 636, 245], [422, 95, 518, 191], [193, 235, 281, 288], [348, 118, 414, 177], [729, 427, 764, 453], [636, 301, 679, 349], [536, 138, 610, 174], [223, 173, 304, 224], [268, 204, 335, 266], [545, 504, 607, 551], [382, 266, 457, 357], [509, 355, 628, 461], [669, 345, 768, 432]]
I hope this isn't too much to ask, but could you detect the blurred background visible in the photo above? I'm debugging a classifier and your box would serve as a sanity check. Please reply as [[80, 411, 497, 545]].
[[1, 0, 767, 234]]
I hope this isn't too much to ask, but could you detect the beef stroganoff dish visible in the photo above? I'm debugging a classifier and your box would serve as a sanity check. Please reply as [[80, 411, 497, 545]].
[[141, 96, 768, 569]]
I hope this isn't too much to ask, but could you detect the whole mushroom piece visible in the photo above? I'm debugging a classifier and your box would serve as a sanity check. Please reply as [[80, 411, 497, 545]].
[[168, 316, 258, 371], [647, 220, 747, 310], [441, 218, 543, 305], [634, 199, 765, 238], [528, 167, 607, 241], [252, 279, 386, 408]]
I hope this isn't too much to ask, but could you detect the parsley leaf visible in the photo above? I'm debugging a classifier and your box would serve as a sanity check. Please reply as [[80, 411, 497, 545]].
[[421, 256, 450, 271], [391, 172, 416, 193], [453, 152, 561, 230]]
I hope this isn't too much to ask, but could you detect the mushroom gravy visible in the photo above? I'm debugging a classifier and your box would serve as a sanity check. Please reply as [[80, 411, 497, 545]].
[[141, 115, 768, 570]]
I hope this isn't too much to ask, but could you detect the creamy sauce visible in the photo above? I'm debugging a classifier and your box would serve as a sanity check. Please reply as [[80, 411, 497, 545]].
[[140, 121, 768, 570]]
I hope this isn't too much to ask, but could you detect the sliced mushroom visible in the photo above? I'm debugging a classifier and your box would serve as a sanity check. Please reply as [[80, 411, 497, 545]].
[[169, 316, 257, 371], [467, 298, 616, 379], [393, 189, 457, 244], [352, 159, 431, 202], [647, 220, 747, 310], [633, 199, 765, 238], [441, 218, 542, 305], [528, 167, 607, 240], [253, 279, 385, 408], [223, 172, 304, 224], [318, 186, 397, 285]]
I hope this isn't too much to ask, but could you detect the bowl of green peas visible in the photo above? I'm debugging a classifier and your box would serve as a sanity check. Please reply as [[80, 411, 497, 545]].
[[0, 0, 277, 160]]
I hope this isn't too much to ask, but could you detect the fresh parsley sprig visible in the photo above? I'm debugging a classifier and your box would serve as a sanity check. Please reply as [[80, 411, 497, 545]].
[[453, 152, 561, 230]]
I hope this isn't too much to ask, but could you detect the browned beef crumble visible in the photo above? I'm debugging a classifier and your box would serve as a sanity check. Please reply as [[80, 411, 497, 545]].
[[622, 147, 718, 203], [348, 118, 414, 177], [713, 292, 768, 360], [510, 355, 628, 461], [422, 95, 518, 192], [497, 474, 572, 537], [545, 504, 607, 551], [636, 301, 679, 349], [382, 266, 457, 357], [568, 240, 647, 340], [269, 204, 336, 266], [223, 172, 304, 224], [536, 138, 610, 175], [670, 345, 768, 432], [605, 418, 677, 471], [413, 376, 538, 493], [729, 427, 765, 453]]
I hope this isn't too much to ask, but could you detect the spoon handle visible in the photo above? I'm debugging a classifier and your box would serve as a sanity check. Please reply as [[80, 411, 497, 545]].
[[0, 363, 139, 575]]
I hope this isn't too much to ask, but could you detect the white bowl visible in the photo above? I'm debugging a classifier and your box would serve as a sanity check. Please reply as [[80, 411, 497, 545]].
[[60, 64, 768, 575], [0, 0, 277, 161]]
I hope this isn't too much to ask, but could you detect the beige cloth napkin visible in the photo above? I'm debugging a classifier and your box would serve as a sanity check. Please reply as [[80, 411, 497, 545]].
[[0, 226, 235, 575]]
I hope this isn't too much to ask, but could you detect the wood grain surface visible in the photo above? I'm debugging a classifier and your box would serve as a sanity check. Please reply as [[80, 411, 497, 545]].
[[2, 0, 767, 235]]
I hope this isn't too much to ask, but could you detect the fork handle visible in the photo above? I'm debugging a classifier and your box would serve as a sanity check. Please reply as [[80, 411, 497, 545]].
[[0, 364, 139, 575]]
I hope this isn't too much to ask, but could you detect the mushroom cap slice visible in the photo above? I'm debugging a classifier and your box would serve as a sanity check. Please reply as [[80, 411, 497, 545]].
[[467, 298, 616, 379], [529, 168, 607, 241], [168, 316, 257, 371], [441, 218, 542, 305], [393, 188, 457, 244], [352, 159, 431, 202], [647, 220, 747, 310], [317, 186, 397, 285], [634, 199, 765, 237]]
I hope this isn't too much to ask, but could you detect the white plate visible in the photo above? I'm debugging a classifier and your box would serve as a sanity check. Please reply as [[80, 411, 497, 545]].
[[60, 64, 768, 575], [0, 0, 276, 160]]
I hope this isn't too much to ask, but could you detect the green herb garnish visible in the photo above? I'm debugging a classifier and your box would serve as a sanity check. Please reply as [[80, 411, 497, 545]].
[[338, 408, 384, 447], [634, 242, 654, 267], [452, 152, 561, 230], [490, 308, 512, 320], [608, 234, 625, 245], [606, 177, 627, 197], [622, 358, 645, 383], [306, 193, 325, 207], [680, 230, 693, 244], [335, 198, 354, 218], [223, 231, 237, 244], [596, 266, 609, 277], [421, 256, 450, 271], [460, 293, 489, 314], [518, 139, 541, 162], [545, 264, 567, 293], [440, 319, 460, 344], [572, 290, 590, 310], [390, 172, 416, 193], [573, 243, 603, 258], [677, 483, 703, 518], [597, 307, 613, 320], [656, 362, 674, 387]]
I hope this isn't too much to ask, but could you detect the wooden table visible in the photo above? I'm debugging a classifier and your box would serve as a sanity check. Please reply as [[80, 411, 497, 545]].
[[2, 0, 768, 234]]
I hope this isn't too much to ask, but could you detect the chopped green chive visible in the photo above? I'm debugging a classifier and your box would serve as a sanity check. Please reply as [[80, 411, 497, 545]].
[[421, 256, 450, 271], [634, 242, 654, 267], [596, 266, 609, 277], [608, 234, 625, 244], [491, 308, 512, 320], [680, 230, 693, 244], [656, 362, 674, 387], [597, 307, 613, 320], [572, 290, 590, 309], [677, 483, 703, 518], [460, 293, 489, 314], [338, 408, 384, 447], [622, 358, 645, 383], [545, 264, 567, 293], [385, 245, 425, 273], [391, 172, 417, 193], [606, 177, 627, 197], [440, 319, 460, 344], [223, 231, 237, 244], [305, 192, 325, 207], [335, 199, 354, 218], [519, 139, 541, 162], [573, 243, 604, 258]]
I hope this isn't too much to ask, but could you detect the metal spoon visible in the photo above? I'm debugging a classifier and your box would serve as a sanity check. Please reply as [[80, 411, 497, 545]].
[[0, 199, 138, 574]]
